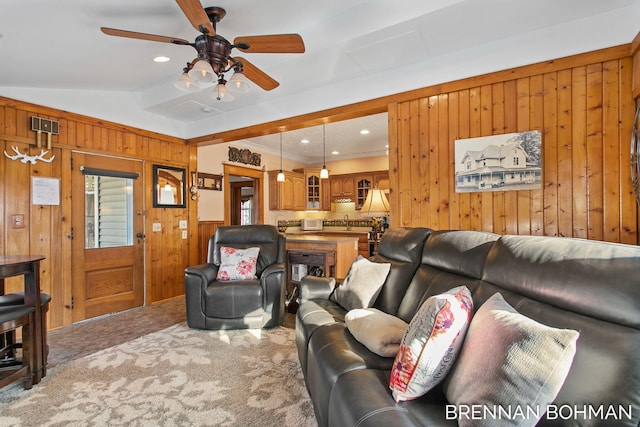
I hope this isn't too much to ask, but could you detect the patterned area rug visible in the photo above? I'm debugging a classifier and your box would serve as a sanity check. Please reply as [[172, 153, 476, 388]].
[[0, 324, 317, 426]]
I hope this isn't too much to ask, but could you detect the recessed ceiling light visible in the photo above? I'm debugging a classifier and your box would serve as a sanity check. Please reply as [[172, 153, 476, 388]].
[[360, 129, 370, 135], [332, 150, 339, 155], [301, 139, 309, 144], [153, 56, 171, 63]]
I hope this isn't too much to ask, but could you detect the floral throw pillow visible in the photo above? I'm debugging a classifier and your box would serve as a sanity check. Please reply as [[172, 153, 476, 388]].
[[389, 285, 473, 402], [216, 246, 260, 281]]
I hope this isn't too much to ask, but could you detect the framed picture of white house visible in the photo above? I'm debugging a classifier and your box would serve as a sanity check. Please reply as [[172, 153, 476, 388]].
[[454, 130, 542, 193]]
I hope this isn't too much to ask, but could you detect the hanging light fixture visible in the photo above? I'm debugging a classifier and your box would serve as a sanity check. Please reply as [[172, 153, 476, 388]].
[[227, 63, 252, 94], [174, 63, 200, 93], [188, 57, 215, 83], [320, 124, 329, 179], [277, 134, 285, 182], [211, 77, 234, 102]]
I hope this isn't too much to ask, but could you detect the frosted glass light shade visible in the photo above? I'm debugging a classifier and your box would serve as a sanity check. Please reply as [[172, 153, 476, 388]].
[[277, 171, 285, 182], [228, 71, 251, 93], [188, 59, 215, 83], [211, 82, 234, 102], [174, 72, 200, 92], [320, 166, 329, 179]]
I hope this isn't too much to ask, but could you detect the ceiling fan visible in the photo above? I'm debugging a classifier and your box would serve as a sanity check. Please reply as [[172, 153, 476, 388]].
[[100, 0, 305, 100]]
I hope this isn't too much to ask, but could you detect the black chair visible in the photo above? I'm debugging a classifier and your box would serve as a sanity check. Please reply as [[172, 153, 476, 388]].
[[0, 292, 51, 377], [185, 225, 286, 330], [0, 305, 35, 389]]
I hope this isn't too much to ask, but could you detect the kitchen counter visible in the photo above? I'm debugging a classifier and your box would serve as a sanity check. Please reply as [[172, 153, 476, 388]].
[[284, 226, 371, 235], [285, 235, 359, 295]]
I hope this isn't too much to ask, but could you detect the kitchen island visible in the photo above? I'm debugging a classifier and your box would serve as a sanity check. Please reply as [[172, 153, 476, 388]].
[[284, 234, 359, 298]]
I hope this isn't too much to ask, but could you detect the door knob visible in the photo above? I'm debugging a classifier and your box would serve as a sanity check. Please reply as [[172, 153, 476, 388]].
[[136, 233, 145, 239]]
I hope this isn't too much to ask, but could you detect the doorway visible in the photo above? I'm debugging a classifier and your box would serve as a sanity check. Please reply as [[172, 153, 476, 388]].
[[230, 178, 255, 225], [71, 152, 145, 322], [223, 164, 264, 225]]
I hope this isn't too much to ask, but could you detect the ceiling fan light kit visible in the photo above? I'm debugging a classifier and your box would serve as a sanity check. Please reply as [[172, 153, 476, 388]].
[[100, 0, 305, 102], [212, 78, 233, 102], [174, 70, 200, 92]]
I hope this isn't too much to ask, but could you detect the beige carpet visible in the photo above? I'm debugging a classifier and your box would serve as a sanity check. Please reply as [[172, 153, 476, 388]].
[[0, 324, 317, 426]]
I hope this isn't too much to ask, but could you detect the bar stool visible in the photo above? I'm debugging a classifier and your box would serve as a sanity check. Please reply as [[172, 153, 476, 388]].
[[0, 292, 51, 377], [0, 305, 35, 389]]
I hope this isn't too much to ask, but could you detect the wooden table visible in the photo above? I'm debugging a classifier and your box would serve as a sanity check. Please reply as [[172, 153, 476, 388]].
[[285, 235, 358, 296], [0, 255, 46, 384]]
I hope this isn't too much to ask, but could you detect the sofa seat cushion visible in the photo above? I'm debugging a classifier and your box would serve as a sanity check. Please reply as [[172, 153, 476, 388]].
[[328, 369, 456, 427], [306, 323, 397, 426], [444, 293, 579, 427], [204, 280, 263, 318]]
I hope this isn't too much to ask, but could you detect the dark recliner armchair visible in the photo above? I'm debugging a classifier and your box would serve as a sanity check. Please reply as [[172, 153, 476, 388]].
[[184, 224, 286, 330]]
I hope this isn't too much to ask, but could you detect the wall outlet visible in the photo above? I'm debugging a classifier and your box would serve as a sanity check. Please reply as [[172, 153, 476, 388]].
[[179, 220, 188, 229], [11, 214, 25, 229], [152, 223, 162, 232], [181, 230, 188, 239]]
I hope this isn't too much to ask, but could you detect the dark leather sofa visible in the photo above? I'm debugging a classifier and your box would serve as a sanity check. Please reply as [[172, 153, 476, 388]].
[[295, 228, 640, 427]]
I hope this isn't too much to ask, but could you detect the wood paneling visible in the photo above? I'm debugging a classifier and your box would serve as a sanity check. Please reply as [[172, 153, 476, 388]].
[[0, 97, 198, 331], [198, 221, 224, 263], [389, 48, 639, 244]]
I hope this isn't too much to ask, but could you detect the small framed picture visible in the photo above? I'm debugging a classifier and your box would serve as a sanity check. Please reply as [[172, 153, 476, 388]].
[[198, 172, 223, 191]]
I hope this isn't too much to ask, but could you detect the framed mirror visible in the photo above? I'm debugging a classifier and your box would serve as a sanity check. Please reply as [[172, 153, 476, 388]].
[[153, 164, 186, 208]]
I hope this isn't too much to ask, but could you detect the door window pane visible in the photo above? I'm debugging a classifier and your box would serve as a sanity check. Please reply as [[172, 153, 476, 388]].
[[85, 175, 134, 248]]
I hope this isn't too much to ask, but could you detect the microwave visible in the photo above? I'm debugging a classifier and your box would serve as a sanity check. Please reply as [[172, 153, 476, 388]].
[[302, 218, 323, 231]]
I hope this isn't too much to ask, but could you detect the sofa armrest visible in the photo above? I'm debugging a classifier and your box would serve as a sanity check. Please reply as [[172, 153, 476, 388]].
[[299, 275, 336, 303], [184, 263, 219, 291]]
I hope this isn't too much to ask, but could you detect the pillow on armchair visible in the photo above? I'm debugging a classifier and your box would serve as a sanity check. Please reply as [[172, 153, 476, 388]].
[[216, 246, 260, 281]]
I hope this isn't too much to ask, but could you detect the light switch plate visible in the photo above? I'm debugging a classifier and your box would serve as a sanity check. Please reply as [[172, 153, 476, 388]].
[[179, 220, 188, 229], [152, 223, 162, 232]]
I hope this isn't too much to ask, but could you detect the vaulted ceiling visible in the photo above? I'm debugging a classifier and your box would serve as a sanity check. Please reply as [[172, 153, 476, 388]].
[[0, 0, 638, 161]]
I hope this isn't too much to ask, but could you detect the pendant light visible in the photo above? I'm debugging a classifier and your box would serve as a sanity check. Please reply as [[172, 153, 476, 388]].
[[320, 124, 329, 179], [277, 134, 285, 182]]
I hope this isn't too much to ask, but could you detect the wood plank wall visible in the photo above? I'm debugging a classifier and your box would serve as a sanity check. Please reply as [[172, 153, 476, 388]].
[[389, 45, 639, 244], [0, 97, 198, 330], [197, 221, 224, 263]]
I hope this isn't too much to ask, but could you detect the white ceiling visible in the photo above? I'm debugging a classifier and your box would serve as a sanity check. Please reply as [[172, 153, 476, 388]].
[[0, 0, 638, 162]]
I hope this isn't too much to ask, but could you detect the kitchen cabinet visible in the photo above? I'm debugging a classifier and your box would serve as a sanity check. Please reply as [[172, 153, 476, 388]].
[[268, 170, 305, 211], [299, 168, 330, 210], [330, 176, 354, 201], [354, 175, 373, 209]]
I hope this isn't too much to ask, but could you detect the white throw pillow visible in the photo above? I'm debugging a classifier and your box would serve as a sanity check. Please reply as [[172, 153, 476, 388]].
[[443, 293, 580, 427], [345, 308, 408, 357], [330, 256, 391, 310], [389, 286, 473, 402], [216, 246, 260, 281]]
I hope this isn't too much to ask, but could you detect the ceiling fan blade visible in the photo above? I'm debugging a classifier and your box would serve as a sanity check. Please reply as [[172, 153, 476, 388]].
[[101, 27, 190, 45], [234, 34, 305, 53], [175, 0, 215, 35], [234, 57, 279, 91]]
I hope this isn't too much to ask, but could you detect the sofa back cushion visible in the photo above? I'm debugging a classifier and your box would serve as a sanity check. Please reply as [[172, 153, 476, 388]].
[[396, 230, 499, 322], [370, 227, 432, 316], [480, 235, 640, 425], [209, 225, 284, 277]]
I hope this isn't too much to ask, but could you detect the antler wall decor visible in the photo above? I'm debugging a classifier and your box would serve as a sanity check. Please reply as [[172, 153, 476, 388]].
[[4, 146, 55, 164]]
